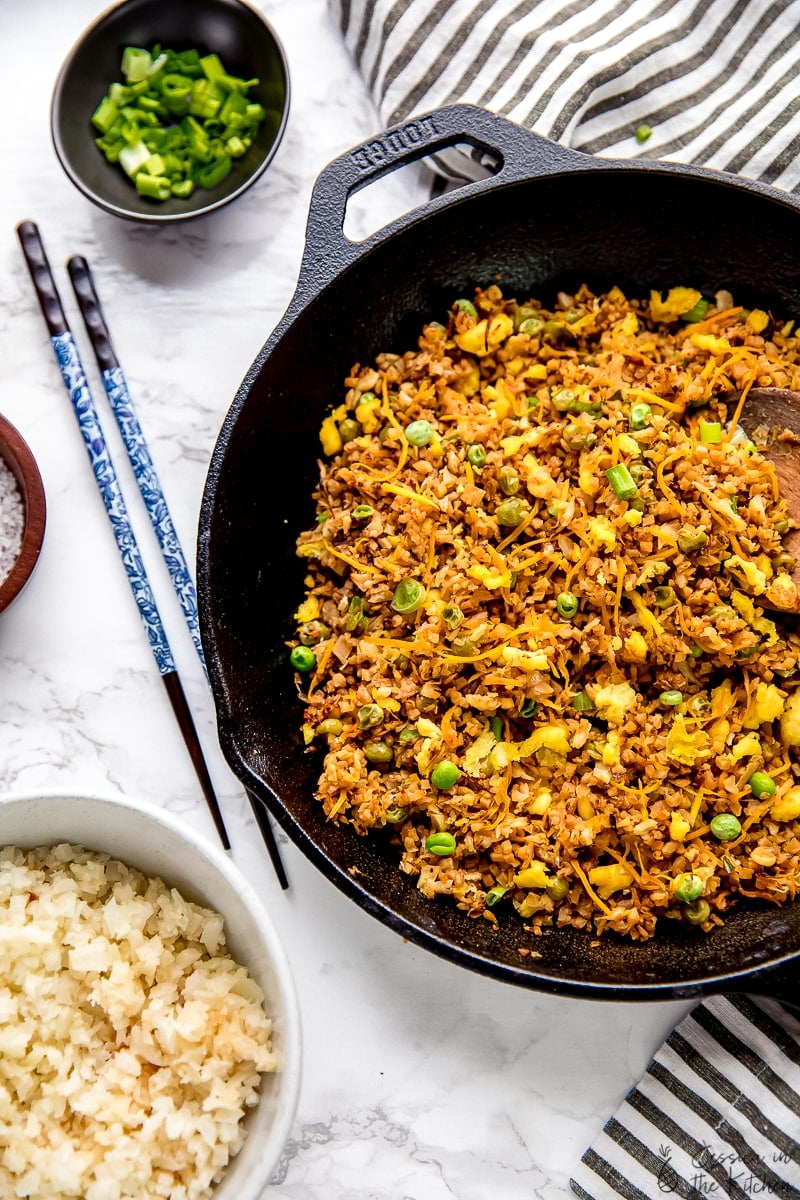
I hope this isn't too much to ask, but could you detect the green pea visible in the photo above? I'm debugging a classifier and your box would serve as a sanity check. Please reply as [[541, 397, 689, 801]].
[[677, 527, 708, 552], [563, 422, 596, 450], [467, 444, 487, 468], [684, 898, 711, 925], [405, 420, 433, 447], [430, 760, 461, 789], [519, 317, 544, 335], [673, 872, 704, 903], [749, 771, 777, 798], [710, 813, 742, 841], [635, 123, 653, 144], [290, 646, 316, 672], [653, 588, 676, 610], [556, 591, 579, 619], [545, 877, 570, 902], [398, 727, 419, 744], [425, 831, 457, 856], [356, 703, 383, 731], [298, 620, 331, 646], [453, 298, 477, 318], [495, 498, 529, 527], [385, 805, 408, 824], [551, 387, 577, 412], [352, 504, 374, 520], [392, 578, 426, 614], [498, 467, 520, 495], [442, 603, 463, 630], [485, 885, 509, 907], [316, 718, 343, 736], [629, 402, 652, 430], [364, 740, 393, 764], [659, 690, 683, 706], [338, 418, 360, 443]]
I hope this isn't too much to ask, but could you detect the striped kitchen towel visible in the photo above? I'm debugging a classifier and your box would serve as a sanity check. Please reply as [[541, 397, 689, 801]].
[[330, 0, 800, 192], [569, 994, 800, 1199]]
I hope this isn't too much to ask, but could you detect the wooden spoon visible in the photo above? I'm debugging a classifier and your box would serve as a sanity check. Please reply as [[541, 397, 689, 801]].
[[736, 386, 800, 611]]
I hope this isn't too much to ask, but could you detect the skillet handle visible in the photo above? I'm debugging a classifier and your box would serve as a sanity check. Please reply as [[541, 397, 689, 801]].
[[296, 102, 589, 296]]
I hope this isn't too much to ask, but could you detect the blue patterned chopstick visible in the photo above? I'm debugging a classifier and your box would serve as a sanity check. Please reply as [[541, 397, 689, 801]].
[[64, 253, 289, 890], [66, 257, 207, 679], [16, 220, 231, 852]]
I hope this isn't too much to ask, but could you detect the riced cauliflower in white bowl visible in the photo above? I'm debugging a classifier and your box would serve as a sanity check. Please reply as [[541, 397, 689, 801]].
[[0, 791, 301, 1200]]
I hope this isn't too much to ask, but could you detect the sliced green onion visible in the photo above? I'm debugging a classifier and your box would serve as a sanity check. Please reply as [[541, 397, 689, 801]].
[[425, 831, 457, 855], [659, 690, 683, 706], [572, 690, 595, 713], [682, 298, 710, 323], [441, 603, 463, 630], [485, 885, 509, 907], [352, 504, 374, 520], [605, 464, 638, 500], [520, 698, 539, 718], [635, 123, 653, 143], [489, 715, 504, 741], [392, 578, 426, 614], [699, 421, 722, 444], [653, 586, 676, 608], [397, 727, 419, 744], [345, 596, 366, 632], [92, 43, 268, 202], [453, 298, 477, 318]]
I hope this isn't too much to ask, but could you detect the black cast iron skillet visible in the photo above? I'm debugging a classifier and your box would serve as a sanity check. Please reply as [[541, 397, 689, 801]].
[[198, 103, 800, 1007]]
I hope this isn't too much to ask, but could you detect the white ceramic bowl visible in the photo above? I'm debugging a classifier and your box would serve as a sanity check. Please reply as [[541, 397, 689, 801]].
[[0, 790, 301, 1198]]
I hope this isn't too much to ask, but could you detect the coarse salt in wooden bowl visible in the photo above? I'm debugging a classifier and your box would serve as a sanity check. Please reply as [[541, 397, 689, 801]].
[[0, 412, 46, 614]]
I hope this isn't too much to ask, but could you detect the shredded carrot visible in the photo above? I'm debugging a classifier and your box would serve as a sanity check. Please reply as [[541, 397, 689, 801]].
[[322, 540, 381, 576], [381, 481, 440, 510]]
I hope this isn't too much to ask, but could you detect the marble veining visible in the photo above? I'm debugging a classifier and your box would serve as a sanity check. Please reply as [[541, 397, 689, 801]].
[[1, 2, 695, 1196]]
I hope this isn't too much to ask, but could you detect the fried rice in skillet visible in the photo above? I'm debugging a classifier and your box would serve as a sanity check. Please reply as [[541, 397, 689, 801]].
[[291, 284, 800, 942]]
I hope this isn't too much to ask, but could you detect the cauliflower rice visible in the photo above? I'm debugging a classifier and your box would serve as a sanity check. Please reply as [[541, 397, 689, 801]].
[[292, 283, 800, 942], [0, 844, 276, 1200]]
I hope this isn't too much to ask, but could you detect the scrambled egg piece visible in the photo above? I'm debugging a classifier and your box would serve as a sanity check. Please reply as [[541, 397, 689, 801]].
[[590, 682, 637, 725], [588, 863, 634, 898], [665, 715, 711, 765], [742, 683, 785, 729], [649, 286, 702, 322], [779, 692, 800, 747]]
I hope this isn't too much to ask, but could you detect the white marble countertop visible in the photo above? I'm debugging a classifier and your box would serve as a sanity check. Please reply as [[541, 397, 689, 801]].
[[0, 2, 694, 1196]]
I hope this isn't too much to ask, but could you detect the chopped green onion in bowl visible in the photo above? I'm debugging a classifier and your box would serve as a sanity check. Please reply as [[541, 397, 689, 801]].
[[91, 44, 266, 202]]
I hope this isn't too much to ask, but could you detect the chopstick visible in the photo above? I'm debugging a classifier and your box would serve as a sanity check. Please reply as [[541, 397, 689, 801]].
[[64, 257, 289, 892], [16, 220, 232, 852]]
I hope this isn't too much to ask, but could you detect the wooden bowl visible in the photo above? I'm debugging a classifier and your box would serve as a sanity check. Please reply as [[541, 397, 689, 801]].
[[0, 414, 46, 613]]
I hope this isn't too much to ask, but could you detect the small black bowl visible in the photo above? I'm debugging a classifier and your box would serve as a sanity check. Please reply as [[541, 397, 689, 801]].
[[51, 0, 290, 222]]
